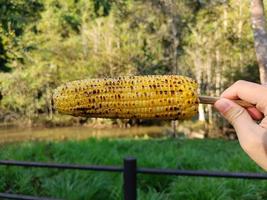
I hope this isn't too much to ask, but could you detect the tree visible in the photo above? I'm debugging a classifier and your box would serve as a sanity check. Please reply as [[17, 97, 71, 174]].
[[0, 0, 43, 72], [251, 0, 267, 84]]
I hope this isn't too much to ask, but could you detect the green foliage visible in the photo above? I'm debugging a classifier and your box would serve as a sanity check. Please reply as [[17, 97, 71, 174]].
[[0, 0, 43, 34], [0, 138, 266, 199], [0, 0, 43, 72]]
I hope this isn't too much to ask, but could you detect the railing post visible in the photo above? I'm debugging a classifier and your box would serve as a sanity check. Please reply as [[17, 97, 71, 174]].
[[123, 157, 137, 200]]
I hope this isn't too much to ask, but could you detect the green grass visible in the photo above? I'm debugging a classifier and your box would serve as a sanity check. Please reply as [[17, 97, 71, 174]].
[[0, 138, 266, 200]]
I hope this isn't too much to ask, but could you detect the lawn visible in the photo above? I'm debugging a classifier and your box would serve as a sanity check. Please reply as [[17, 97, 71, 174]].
[[0, 138, 266, 200]]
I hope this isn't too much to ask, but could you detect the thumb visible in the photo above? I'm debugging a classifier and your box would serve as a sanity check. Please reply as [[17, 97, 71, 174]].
[[214, 98, 257, 136], [215, 98, 267, 170]]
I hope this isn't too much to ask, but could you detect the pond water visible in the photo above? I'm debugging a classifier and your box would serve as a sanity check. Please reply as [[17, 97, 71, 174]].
[[0, 126, 169, 144]]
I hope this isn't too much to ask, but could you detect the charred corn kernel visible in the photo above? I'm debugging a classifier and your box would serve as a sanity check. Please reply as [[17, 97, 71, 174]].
[[53, 75, 199, 120]]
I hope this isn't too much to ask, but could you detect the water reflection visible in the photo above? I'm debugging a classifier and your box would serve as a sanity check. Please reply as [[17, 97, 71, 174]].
[[0, 126, 167, 144]]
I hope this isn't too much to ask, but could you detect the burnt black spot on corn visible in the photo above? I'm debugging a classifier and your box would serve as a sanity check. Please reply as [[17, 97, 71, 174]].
[[53, 75, 199, 120]]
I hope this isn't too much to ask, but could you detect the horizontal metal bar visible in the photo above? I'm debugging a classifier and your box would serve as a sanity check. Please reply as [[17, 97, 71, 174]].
[[1, 160, 267, 180], [0, 160, 123, 172], [0, 193, 61, 200], [138, 168, 267, 180]]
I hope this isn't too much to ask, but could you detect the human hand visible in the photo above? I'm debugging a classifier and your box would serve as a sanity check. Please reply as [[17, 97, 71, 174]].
[[214, 80, 267, 170]]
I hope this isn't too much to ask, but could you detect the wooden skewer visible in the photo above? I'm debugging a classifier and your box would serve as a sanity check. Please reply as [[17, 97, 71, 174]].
[[199, 96, 254, 108]]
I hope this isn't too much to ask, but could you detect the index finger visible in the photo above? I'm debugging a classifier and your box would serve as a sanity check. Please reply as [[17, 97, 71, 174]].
[[221, 80, 267, 104], [221, 80, 267, 115]]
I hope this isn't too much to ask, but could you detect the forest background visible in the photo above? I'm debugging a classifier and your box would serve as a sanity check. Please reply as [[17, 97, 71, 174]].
[[0, 0, 263, 136]]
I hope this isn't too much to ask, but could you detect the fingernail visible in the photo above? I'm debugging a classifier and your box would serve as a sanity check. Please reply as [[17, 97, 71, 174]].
[[214, 99, 232, 114]]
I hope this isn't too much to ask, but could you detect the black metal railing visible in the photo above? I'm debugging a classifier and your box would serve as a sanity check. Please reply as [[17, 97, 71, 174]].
[[1, 157, 267, 200]]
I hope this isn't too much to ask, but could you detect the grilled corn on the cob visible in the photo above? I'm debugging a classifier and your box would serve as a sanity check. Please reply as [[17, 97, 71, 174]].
[[53, 75, 199, 120]]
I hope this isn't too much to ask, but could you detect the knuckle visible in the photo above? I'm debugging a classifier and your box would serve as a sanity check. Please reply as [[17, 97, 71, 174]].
[[234, 80, 247, 87]]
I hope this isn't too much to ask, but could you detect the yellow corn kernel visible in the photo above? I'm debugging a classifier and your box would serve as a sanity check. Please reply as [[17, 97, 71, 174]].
[[53, 75, 199, 120]]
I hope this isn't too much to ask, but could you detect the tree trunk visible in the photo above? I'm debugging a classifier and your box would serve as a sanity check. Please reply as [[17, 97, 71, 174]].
[[223, 3, 228, 32], [238, 0, 244, 73], [251, 0, 267, 84], [194, 57, 205, 121], [215, 49, 221, 97], [206, 54, 213, 125], [171, 18, 179, 74]]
